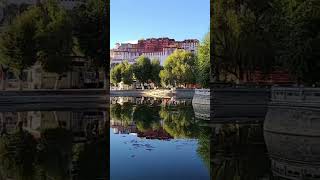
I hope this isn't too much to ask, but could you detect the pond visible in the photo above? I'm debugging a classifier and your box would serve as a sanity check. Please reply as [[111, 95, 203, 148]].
[[110, 97, 209, 180], [0, 109, 107, 180], [110, 96, 320, 180], [0, 96, 319, 180]]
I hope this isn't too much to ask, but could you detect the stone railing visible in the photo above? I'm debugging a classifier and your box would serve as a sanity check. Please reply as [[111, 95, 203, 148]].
[[271, 87, 320, 103], [192, 89, 210, 106], [194, 89, 210, 96]]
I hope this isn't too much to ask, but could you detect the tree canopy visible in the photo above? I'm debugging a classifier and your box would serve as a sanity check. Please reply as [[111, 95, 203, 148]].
[[36, 0, 73, 75], [73, 0, 108, 87], [150, 58, 162, 86], [110, 61, 133, 86], [212, 0, 320, 85], [196, 32, 210, 88], [133, 56, 152, 84], [0, 6, 39, 90], [160, 50, 196, 87]]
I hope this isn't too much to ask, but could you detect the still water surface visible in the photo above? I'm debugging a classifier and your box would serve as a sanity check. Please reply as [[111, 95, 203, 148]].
[[0, 109, 107, 180], [110, 96, 320, 180], [0, 96, 319, 180], [110, 97, 209, 180]]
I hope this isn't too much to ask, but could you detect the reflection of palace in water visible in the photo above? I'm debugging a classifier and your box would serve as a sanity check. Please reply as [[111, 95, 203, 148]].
[[0, 110, 107, 180], [110, 99, 197, 140], [110, 119, 173, 140], [0, 111, 107, 141]]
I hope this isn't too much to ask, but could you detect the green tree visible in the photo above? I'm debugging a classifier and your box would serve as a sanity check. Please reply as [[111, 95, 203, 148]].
[[0, 130, 37, 179], [0, 6, 39, 90], [73, 0, 108, 88], [110, 64, 122, 86], [110, 102, 134, 126], [1, 3, 30, 25], [133, 105, 160, 132], [150, 58, 162, 87], [36, 0, 73, 89], [110, 61, 133, 86], [196, 32, 210, 88], [160, 106, 199, 138], [121, 61, 133, 85], [212, 0, 275, 83], [72, 138, 107, 180], [160, 50, 196, 87], [209, 124, 270, 180], [133, 56, 152, 89], [272, 0, 320, 85], [37, 128, 73, 179]]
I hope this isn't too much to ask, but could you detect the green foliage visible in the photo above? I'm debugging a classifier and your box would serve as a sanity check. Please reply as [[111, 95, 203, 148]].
[[0, 6, 39, 78], [36, 0, 73, 75], [37, 128, 73, 179], [133, 105, 161, 132], [110, 63, 122, 85], [72, 139, 107, 180], [160, 106, 199, 138], [209, 124, 270, 180], [73, 0, 107, 69], [212, 0, 276, 82], [196, 127, 212, 171], [110, 102, 134, 126], [272, 0, 320, 84], [0, 125, 107, 180], [2, 3, 30, 25], [196, 33, 210, 87], [121, 61, 134, 85], [151, 58, 163, 86], [110, 61, 133, 85], [212, 0, 320, 85], [160, 50, 196, 87], [133, 56, 152, 84], [0, 130, 37, 180]]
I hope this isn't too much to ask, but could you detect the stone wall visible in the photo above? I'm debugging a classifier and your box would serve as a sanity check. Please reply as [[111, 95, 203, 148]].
[[0, 89, 108, 107]]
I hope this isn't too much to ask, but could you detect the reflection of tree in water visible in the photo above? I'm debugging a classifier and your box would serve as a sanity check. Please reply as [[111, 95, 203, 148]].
[[196, 126, 212, 170], [110, 103, 134, 127], [133, 105, 161, 132], [208, 124, 270, 180], [36, 128, 73, 180], [0, 110, 108, 180], [111, 103, 201, 138], [160, 106, 200, 138], [0, 129, 37, 180], [72, 138, 107, 180]]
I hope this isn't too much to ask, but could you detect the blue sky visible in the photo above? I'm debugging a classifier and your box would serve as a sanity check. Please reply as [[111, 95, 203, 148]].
[[110, 0, 210, 48]]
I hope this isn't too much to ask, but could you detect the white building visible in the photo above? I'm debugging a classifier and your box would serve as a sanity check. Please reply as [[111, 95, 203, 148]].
[[110, 50, 140, 65], [110, 38, 199, 66], [141, 47, 177, 65]]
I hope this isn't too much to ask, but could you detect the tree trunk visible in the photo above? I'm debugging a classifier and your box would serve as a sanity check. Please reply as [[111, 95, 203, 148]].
[[141, 82, 144, 90], [0, 69, 7, 91], [17, 112, 23, 132], [18, 70, 23, 91], [214, 61, 220, 82], [95, 68, 100, 88], [18, 78, 23, 91], [53, 111, 60, 128], [54, 74, 60, 90], [103, 70, 108, 90]]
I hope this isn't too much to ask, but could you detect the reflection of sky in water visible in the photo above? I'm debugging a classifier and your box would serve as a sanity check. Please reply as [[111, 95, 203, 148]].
[[110, 129, 209, 180]]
